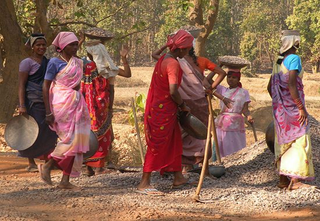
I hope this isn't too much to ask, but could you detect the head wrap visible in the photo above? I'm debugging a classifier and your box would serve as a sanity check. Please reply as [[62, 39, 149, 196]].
[[279, 30, 300, 54], [25, 34, 46, 47], [166, 30, 194, 52], [52, 32, 78, 52], [85, 41, 119, 79], [227, 68, 242, 88]]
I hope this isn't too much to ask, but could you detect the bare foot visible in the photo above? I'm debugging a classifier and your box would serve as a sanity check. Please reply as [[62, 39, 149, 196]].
[[84, 166, 95, 177], [38, 164, 53, 186], [288, 181, 313, 190], [57, 182, 81, 190], [173, 172, 188, 186], [277, 175, 290, 189], [95, 168, 111, 175]]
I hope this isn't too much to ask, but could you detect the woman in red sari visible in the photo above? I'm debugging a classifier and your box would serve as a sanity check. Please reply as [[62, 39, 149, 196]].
[[81, 40, 131, 176], [136, 30, 194, 195]]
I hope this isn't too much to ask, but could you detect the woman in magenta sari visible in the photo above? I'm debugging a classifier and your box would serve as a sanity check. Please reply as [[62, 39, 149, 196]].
[[136, 30, 193, 195], [40, 32, 90, 189], [267, 30, 314, 190]]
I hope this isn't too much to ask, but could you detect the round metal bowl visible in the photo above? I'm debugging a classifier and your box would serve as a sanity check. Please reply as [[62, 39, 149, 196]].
[[265, 121, 275, 154], [4, 115, 39, 151], [83, 130, 99, 160], [84, 27, 114, 41], [179, 112, 207, 140]]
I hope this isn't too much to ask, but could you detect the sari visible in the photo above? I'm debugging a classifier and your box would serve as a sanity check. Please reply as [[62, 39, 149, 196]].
[[177, 58, 209, 164], [143, 55, 183, 174], [271, 59, 314, 180], [81, 60, 112, 168], [215, 85, 250, 157], [49, 56, 90, 177], [18, 57, 57, 159]]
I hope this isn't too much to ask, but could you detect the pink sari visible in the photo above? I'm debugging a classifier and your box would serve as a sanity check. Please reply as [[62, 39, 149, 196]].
[[49, 57, 90, 177]]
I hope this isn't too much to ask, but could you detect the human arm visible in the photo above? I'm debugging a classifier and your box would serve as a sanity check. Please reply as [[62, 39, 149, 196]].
[[169, 84, 190, 112], [152, 44, 167, 61], [18, 71, 28, 114], [43, 79, 54, 125], [267, 76, 272, 98], [242, 102, 254, 123], [212, 89, 233, 109], [288, 70, 308, 125], [118, 45, 131, 78], [108, 79, 115, 117]]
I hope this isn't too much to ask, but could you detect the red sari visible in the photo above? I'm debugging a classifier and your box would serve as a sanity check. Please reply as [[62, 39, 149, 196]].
[[143, 55, 183, 173], [81, 60, 113, 168]]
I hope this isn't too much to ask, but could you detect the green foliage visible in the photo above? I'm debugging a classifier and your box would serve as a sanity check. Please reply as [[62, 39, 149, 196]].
[[286, 0, 320, 62], [128, 93, 146, 133]]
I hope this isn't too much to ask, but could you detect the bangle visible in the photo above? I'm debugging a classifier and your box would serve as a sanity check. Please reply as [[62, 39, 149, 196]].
[[212, 88, 217, 94], [46, 113, 53, 117], [19, 105, 26, 108], [222, 96, 226, 101]]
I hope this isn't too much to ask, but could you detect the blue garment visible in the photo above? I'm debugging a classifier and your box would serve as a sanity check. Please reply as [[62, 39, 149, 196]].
[[283, 54, 302, 73], [44, 57, 67, 80]]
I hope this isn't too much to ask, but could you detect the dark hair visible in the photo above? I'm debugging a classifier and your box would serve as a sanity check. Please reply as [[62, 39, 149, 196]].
[[189, 47, 198, 66], [276, 53, 285, 65], [31, 33, 45, 38]]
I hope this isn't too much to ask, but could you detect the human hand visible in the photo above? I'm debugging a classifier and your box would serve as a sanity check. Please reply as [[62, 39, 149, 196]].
[[222, 97, 233, 109], [179, 103, 190, 113], [298, 108, 308, 126], [202, 78, 211, 90], [45, 114, 55, 126], [18, 106, 27, 115], [120, 45, 130, 57], [247, 115, 254, 124]]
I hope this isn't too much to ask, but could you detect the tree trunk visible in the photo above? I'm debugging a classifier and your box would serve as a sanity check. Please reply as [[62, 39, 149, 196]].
[[0, 0, 27, 123], [34, 0, 55, 44], [190, 0, 220, 56]]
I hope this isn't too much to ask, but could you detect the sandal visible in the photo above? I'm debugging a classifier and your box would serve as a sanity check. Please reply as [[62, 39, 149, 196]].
[[135, 188, 165, 196]]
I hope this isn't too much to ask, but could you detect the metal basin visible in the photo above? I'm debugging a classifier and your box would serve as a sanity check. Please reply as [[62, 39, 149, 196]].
[[265, 121, 275, 154], [179, 112, 207, 140], [83, 130, 99, 160], [4, 115, 39, 151]]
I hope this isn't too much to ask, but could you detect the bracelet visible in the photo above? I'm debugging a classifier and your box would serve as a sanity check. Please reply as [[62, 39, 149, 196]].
[[212, 88, 217, 94], [294, 98, 304, 110], [222, 96, 226, 101], [18, 105, 26, 108], [46, 113, 53, 117]]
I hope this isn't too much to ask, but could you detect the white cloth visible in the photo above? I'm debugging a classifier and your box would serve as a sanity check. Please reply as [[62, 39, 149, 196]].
[[86, 43, 119, 79], [280, 35, 301, 54]]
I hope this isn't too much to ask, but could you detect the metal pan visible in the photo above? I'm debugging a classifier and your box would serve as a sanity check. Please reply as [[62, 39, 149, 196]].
[[4, 114, 39, 151], [83, 130, 99, 160], [265, 121, 275, 154], [179, 112, 207, 140]]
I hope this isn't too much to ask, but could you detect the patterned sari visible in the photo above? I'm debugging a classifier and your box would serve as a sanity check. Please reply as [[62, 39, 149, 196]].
[[271, 62, 314, 180], [81, 60, 112, 168], [143, 55, 183, 174], [49, 57, 90, 177]]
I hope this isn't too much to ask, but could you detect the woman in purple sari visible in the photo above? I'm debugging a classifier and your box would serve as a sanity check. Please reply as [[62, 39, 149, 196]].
[[267, 30, 314, 190]]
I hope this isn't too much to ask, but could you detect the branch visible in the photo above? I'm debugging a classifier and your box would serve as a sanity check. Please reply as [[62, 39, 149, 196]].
[[117, 26, 151, 39], [96, 0, 136, 25], [50, 21, 96, 27]]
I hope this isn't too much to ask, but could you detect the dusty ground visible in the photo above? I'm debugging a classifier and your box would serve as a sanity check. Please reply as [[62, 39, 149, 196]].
[[1, 67, 320, 220]]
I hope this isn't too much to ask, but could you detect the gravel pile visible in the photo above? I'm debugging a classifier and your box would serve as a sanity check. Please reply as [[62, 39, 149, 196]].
[[0, 117, 319, 220]]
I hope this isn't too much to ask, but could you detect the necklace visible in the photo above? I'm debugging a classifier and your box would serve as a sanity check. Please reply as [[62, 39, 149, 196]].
[[59, 55, 69, 63]]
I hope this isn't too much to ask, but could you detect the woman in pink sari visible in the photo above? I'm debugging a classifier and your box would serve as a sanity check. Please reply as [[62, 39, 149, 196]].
[[40, 32, 90, 189]]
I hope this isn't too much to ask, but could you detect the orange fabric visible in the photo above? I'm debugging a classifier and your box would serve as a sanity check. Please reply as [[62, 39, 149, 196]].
[[197, 57, 217, 73], [161, 57, 181, 84], [167, 30, 194, 51]]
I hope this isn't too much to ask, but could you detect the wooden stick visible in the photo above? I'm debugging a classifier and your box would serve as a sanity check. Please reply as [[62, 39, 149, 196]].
[[193, 99, 213, 201], [131, 97, 145, 165], [207, 96, 222, 164], [251, 122, 258, 142]]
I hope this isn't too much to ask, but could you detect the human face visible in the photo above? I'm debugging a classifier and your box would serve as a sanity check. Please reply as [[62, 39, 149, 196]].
[[227, 74, 240, 88], [32, 39, 46, 56], [63, 41, 79, 57], [177, 47, 191, 58]]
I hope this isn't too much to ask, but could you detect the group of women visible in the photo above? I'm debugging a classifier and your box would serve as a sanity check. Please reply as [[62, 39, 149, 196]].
[[18, 31, 131, 189], [17, 28, 315, 192]]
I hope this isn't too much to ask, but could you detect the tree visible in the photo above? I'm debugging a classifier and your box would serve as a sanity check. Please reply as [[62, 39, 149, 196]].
[[0, 0, 28, 123]]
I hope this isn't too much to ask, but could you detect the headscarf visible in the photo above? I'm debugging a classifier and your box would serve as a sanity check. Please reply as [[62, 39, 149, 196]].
[[166, 30, 194, 51], [52, 32, 78, 52], [279, 30, 300, 54], [25, 34, 46, 47], [85, 40, 119, 79], [228, 68, 242, 88]]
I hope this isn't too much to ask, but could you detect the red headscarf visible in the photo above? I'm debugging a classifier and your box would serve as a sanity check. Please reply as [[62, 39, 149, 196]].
[[166, 30, 194, 51], [228, 68, 242, 88]]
